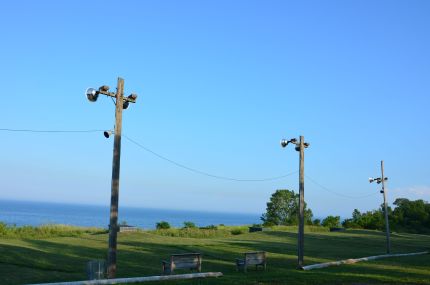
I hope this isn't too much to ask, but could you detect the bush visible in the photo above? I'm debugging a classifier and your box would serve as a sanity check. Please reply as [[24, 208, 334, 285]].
[[0, 223, 105, 238], [156, 221, 171, 230], [183, 221, 196, 229], [322, 216, 341, 228], [231, 229, 244, 235], [199, 225, 217, 230]]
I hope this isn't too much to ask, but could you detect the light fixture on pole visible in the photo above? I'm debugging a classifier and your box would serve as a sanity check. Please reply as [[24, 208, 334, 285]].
[[104, 130, 114, 139], [86, 78, 138, 279], [369, 160, 390, 254], [280, 136, 309, 269]]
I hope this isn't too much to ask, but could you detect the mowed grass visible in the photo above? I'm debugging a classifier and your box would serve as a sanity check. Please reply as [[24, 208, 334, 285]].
[[1, 227, 429, 285]]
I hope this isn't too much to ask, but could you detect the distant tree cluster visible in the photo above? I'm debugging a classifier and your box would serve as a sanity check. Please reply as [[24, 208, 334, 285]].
[[342, 198, 430, 234], [262, 189, 429, 234], [389, 198, 430, 233]]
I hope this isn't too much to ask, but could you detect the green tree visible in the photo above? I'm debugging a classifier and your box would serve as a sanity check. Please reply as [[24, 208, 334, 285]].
[[321, 216, 341, 228], [391, 198, 430, 233], [261, 189, 313, 226], [343, 206, 390, 230], [156, 221, 171, 230], [183, 221, 196, 229]]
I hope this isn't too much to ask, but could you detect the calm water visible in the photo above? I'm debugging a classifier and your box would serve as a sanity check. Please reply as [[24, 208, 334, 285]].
[[0, 200, 261, 229]]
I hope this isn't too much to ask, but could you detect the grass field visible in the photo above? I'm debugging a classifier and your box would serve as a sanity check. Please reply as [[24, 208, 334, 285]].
[[0, 226, 429, 285]]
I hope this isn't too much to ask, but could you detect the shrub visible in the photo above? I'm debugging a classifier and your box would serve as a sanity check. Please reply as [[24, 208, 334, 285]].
[[183, 221, 196, 229], [322, 216, 341, 228], [0, 223, 105, 238], [156, 221, 171, 230], [199, 225, 217, 230], [231, 229, 243, 235]]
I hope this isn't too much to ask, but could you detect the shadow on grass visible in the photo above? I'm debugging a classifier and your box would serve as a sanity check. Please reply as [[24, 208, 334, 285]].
[[2, 230, 430, 285]]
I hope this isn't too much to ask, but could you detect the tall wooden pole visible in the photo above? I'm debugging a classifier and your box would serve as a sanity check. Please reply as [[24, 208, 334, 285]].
[[380, 160, 391, 254], [107, 77, 124, 278], [298, 136, 305, 268]]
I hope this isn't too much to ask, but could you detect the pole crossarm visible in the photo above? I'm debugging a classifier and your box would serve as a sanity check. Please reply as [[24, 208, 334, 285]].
[[98, 90, 137, 103]]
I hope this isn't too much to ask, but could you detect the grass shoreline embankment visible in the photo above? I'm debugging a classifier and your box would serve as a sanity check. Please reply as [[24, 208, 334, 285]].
[[1, 223, 429, 284]]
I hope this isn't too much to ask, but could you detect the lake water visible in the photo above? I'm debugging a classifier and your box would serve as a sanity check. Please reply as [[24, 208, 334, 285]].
[[0, 200, 261, 229]]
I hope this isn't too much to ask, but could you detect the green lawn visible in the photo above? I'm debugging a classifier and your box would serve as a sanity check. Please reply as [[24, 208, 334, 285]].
[[1, 227, 429, 284]]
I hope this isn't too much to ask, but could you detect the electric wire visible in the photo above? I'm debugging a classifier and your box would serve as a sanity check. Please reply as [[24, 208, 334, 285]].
[[123, 134, 298, 182], [0, 128, 105, 133], [305, 174, 379, 199], [0, 128, 375, 188]]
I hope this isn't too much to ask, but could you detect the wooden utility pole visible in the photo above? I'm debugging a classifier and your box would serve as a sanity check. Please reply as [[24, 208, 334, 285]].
[[281, 136, 309, 268], [86, 77, 137, 279], [380, 160, 391, 254], [297, 136, 305, 268], [107, 78, 124, 278]]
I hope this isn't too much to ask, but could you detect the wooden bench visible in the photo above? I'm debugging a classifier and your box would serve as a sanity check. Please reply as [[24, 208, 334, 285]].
[[236, 251, 267, 272], [162, 253, 202, 274]]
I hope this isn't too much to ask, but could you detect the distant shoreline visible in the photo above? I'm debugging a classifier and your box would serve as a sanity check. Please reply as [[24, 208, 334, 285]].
[[0, 199, 261, 229]]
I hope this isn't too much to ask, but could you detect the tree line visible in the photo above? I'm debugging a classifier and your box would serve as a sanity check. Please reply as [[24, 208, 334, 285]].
[[261, 189, 430, 234]]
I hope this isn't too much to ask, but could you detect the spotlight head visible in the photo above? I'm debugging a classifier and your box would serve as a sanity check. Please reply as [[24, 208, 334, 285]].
[[99, 85, 110, 92], [380, 190, 384, 194], [369, 177, 375, 183], [86, 88, 99, 102], [123, 101, 129, 110], [103, 130, 113, 138], [304, 142, 310, 148], [280, 139, 289, 148], [384, 177, 388, 181], [128, 93, 138, 100], [290, 138, 297, 144]]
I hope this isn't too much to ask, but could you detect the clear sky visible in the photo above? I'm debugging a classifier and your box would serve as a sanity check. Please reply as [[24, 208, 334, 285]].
[[1, 0, 429, 218]]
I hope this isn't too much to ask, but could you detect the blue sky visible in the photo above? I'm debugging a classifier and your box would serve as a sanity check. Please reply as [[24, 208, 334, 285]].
[[1, 0, 429, 218]]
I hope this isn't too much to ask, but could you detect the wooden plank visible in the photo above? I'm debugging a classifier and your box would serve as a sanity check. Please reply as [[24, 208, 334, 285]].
[[301, 251, 429, 271], [26, 272, 223, 285]]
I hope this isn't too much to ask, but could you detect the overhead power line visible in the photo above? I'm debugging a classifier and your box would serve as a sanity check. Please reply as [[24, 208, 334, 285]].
[[305, 174, 378, 199], [0, 128, 104, 133], [123, 134, 298, 182]]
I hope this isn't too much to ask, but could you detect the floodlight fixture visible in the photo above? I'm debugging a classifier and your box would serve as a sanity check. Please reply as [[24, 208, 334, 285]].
[[99, 85, 110, 92], [128, 93, 138, 100], [104, 130, 114, 138], [86, 87, 99, 102], [280, 139, 289, 148]]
